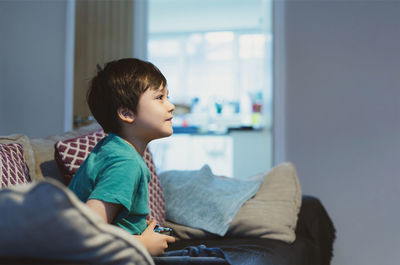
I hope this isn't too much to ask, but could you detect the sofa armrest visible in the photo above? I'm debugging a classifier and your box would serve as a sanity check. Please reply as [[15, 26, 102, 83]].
[[295, 195, 336, 265]]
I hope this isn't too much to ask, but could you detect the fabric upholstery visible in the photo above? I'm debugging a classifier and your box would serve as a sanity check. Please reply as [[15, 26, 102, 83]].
[[167, 196, 336, 265], [30, 123, 103, 181], [160, 165, 263, 235], [0, 134, 38, 181], [0, 179, 154, 265], [0, 143, 31, 188], [227, 162, 301, 242], [30, 137, 65, 182], [167, 236, 319, 265], [143, 149, 166, 226], [54, 130, 107, 184], [164, 162, 302, 243]]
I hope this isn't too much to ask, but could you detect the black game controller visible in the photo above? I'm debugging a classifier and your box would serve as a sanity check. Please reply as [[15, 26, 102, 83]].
[[154, 224, 173, 236]]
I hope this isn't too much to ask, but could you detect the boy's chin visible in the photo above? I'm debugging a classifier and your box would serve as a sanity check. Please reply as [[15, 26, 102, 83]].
[[155, 129, 173, 140], [164, 130, 174, 137]]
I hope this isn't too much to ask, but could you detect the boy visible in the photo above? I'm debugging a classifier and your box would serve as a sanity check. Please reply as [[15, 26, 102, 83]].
[[68, 58, 176, 256]]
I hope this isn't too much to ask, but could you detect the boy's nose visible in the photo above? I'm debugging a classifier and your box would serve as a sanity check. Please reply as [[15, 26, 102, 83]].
[[168, 101, 175, 113]]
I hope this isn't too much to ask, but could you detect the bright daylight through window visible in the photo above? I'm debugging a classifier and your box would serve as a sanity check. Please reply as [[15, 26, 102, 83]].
[[148, 0, 273, 178]]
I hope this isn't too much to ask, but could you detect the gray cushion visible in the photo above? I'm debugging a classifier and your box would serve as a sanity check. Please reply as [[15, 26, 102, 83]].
[[0, 179, 154, 265], [160, 165, 263, 236], [165, 162, 302, 243]]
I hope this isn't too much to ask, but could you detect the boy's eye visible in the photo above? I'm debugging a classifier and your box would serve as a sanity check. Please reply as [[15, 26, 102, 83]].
[[157, 95, 164, 100]]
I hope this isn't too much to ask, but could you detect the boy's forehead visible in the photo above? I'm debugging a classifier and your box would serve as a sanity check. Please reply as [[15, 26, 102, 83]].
[[153, 85, 168, 93]]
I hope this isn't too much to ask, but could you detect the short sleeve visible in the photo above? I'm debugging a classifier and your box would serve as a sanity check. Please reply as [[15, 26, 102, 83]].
[[88, 158, 141, 213]]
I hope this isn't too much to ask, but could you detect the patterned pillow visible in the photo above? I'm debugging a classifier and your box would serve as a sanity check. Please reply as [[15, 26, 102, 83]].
[[54, 130, 166, 225], [54, 130, 107, 184], [143, 149, 165, 226], [0, 143, 31, 189]]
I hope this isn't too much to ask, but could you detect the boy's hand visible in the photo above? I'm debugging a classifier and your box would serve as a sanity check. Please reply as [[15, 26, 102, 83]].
[[136, 219, 176, 256]]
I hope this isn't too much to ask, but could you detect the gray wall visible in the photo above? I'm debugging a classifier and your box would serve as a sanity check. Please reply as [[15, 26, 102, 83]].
[[0, 0, 69, 138], [283, 1, 400, 264]]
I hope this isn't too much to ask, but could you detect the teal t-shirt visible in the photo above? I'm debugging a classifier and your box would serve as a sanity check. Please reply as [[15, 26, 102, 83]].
[[68, 133, 151, 235]]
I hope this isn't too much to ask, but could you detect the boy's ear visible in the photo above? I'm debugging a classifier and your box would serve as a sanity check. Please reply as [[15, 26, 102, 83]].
[[117, 107, 135, 123]]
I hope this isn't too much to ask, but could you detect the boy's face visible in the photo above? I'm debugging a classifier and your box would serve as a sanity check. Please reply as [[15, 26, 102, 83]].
[[134, 85, 175, 141]]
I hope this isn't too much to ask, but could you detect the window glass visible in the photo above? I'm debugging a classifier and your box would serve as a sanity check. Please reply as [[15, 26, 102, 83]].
[[148, 0, 272, 132], [147, 0, 273, 177]]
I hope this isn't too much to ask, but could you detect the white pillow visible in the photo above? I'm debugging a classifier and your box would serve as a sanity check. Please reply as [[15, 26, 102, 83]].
[[0, 179, 154, 265], [165, 162, 302, 243]]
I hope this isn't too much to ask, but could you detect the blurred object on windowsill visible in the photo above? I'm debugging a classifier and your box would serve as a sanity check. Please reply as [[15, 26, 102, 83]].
[[73, 115, 96, 130], [172, 124, 263, 135], [249, 91, 264, 129], [173, 103, 191, 116]]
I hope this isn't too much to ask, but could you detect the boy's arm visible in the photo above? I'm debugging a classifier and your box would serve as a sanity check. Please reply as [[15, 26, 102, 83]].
[[86, 200, 175, 256], [86, 199, 121, 223]]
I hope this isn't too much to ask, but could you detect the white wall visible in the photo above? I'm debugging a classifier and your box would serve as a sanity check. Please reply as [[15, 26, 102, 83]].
[[282, 1, 400, 264], [0, 0, 71, 138]]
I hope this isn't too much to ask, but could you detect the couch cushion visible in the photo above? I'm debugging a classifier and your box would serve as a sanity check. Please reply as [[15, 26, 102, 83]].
[[54, 130, 107, 184], [0, 179, 154, 265], [160, 165, 264, 236], [164, 162, 302, 243], [30, 122, 103, 182], [226, 162, 302, 242], [0, 134, 39, 181], [0, 143, 31, 188], [144, 149, 166, 226], [54, 130, 166, 225]]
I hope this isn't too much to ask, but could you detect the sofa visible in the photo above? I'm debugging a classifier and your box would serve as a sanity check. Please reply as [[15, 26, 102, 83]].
[[0, 123, 336, 265]]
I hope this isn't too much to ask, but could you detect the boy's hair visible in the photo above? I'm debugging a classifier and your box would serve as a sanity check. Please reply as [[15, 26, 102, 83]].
[[87, 58, 167, 134]]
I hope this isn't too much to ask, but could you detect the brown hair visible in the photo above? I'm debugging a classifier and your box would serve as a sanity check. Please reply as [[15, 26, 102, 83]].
[[87, 58, 166, 133]]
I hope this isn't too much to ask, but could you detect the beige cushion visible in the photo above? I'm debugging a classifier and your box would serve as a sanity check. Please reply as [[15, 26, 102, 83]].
[[0, 134, 40, 182], [30, 122, 102, 181], [30, 137, 60, 181], [165, 162, 302, 243], [0, 179, 154, 265]]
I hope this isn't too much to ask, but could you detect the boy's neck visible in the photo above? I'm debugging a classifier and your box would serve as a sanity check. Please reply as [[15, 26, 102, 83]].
[[120, 136, 147, 156], [117, 121, 150, 157], [115, 130, 148, 156]]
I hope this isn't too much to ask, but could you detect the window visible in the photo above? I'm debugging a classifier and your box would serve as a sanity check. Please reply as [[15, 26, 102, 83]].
[[147, 0, 273, 177]]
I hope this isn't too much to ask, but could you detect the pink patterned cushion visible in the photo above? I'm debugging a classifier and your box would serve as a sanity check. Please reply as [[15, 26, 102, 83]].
[[54, 130, 107, 184], [54, 130, 166, 224], [143, 148, 166, 226], [1, 143, 31, 188]]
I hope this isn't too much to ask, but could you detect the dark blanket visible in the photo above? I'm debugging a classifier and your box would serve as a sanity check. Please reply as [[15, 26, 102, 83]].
[[166, 196, 336, 265], [168, 238, 318, 265], [153, 245, 231, 265]]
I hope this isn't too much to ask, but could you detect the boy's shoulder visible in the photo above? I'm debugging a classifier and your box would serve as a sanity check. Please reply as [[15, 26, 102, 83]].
[[101, 134, 130, 151], [97, 134, 145, 165]]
